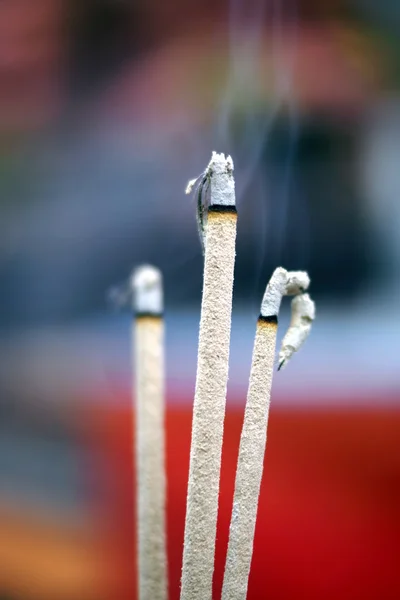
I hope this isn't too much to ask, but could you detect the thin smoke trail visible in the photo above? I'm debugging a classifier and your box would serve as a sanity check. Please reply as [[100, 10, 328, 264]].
[[218, 0, 267, 148], [216, 0, 270, 195], [216, 0, 299, 206], [216, 0, 301, 309], [265, 0, 302, 271], [182, 0, 302, 308], [270, 98, 299, 262]]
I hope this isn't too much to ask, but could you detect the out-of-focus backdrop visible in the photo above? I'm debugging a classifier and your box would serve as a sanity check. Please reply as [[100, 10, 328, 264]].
[[0, 1, 399, 599]]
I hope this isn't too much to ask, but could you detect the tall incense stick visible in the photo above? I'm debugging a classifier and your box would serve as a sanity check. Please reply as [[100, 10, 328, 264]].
[[221, 268, 313, 600], [132, 265, 167, 600], [180, 152, 237, 600]]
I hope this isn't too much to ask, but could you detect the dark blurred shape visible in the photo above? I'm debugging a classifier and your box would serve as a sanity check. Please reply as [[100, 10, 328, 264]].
[[68, 0, 140, 101]]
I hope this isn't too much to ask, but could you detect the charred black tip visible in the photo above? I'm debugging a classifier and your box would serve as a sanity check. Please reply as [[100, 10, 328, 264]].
[[258, 314, 278, 325]]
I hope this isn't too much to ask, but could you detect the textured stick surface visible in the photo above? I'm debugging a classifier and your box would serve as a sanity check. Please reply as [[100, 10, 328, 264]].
[[221, 320, 278, 600], [135, 316, 167, 600], [180, 210, 237, 600]]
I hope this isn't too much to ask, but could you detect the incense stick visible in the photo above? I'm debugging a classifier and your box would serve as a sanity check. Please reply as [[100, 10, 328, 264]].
[[221, 268, 312, 600], [132, 265, 167, 600], [180, 152, 237, 600]]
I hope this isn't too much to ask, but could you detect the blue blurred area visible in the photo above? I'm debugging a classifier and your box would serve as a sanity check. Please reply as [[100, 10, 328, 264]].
[[1, 0, 398, 329]]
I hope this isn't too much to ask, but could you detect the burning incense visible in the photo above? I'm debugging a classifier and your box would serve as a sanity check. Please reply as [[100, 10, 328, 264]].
[[132, 265, 167, 600], [221, 268, 313, 600], [180, 152, 237, 600]]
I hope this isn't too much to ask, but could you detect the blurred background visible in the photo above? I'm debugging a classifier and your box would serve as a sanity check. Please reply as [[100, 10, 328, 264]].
[[0, 0, 399, 598]]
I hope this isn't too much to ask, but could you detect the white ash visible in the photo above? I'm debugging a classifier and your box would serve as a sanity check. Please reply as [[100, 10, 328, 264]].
[[185, 152, 235, 254], [132, 265, 163, 315], [278, 293, 315, 369], [185, 152, 235, 206], [285, 271, 310, 295], [260, 268, 310, 317], [206, 152, 235, 207], [260, 267, 288, 317]]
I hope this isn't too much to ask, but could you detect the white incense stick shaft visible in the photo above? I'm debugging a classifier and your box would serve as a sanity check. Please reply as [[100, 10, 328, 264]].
[[221, 318, 277, 600], [133, 266, 167, 600], [222, 267, 312, 600], [180, 153, 237, 600]]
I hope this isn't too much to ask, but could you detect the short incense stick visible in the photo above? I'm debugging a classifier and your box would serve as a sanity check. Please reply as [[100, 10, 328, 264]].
[[180, 152, 237, 600], [221, 268, 312, 600], [132, 265, 167, 600]]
